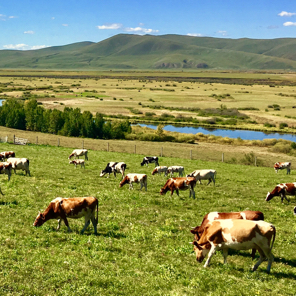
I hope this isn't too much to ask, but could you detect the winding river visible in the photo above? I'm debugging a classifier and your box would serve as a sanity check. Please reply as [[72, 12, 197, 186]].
[[136, 123, 296, 142]]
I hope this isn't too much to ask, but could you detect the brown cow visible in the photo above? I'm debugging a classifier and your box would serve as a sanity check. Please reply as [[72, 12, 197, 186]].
[[119, 173, 147, 191], [33, 196, 98, 234], [266, 183, 296, 203], [151, 166, 168, 176], [0, 162, 12, 181], [192, 219, 276, 273], [0, 151, 15, 161], [69, 159, 85, 169], [274, 162, 291, 174], [160, 177, 196, 198]]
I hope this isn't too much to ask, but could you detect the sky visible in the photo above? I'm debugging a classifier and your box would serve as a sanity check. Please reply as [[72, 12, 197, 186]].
[[1, 0, 296, 50]]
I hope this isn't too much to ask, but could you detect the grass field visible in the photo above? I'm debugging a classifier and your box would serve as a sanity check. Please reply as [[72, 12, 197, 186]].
[[0, 142, 296, 295]]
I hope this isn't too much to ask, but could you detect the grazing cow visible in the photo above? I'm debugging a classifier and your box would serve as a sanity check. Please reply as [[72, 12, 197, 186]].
[[6, 158, 30, 176], [151, 166, 168, 176], [266, 183, 296, 203], [141, 156, 159, 167], [0, 151, 15, 161], [274, 162, 291, 174], [167, 166, 184, 177], [191, 219, 276, 273], [68, 149, 88, 160], [119, 173, 147, 191], [160, 177, 196, 198], [186, 169, 217, 185], [69, 159, 85, 169], [100, 162, 126, 179], [0, 162, 12, 181], [33, 196, 98, 234]]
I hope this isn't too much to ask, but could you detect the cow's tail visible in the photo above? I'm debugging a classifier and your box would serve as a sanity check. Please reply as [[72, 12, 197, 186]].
[[270, 225, 276, 251]]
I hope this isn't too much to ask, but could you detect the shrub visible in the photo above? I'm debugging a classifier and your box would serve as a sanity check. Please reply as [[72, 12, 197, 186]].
[[279, 122, 288, 129], [264, 122, 276, 128], [291, 142, 296, 150]]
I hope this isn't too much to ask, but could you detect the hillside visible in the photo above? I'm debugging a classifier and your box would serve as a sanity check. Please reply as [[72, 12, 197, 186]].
[[1, 34, 296, 70]]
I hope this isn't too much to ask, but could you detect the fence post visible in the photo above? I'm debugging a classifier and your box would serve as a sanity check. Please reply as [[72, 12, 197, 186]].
[[82, 140, 84, 149], [134, 145, 136, 154], [107, 142, 109, 152], [161, 147, 163, 157], [36, 136, 38, 145], [13, 135, 15, 144], [5, 136, 8, 143], [190, 150, 192, 160], [222, 153, 224, 162], [58, 138, 60, 147]]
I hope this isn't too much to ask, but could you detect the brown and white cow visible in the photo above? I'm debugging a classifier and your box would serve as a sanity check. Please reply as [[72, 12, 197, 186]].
[[0, 151, 15, 161], [160, 177, 196, 198], [68, 149, 88, 160], [266, 182, 296, 203], [6, 157, 30, 176], [152, 166, 168, 176], [191, 219, 276, 273], [187, 169, 217, 185], [274, 162, 291, 174], [0, 162, 12, 181], [69, 159, 85, 169], [119, 173, 147, 191], [33, 196, 98, 234], [167, 166, 184, 177], [100, 162, 126, 179]]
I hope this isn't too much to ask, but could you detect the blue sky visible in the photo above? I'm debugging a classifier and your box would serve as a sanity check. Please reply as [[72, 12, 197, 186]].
[[1, 0, 296, 50]]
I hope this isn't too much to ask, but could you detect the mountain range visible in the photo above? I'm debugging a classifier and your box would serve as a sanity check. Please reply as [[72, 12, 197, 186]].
[[1, 34, 296, 70]]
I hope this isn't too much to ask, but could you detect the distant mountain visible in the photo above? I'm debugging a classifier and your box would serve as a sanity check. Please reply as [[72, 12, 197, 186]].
[[1, 34, 296, 70]]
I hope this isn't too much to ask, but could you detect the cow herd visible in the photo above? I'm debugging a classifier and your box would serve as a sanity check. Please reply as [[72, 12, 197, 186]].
[[3, 146, 294, 274]]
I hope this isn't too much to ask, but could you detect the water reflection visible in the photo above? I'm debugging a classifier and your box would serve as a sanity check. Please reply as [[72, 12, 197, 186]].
[[136, 124, 296, 142]]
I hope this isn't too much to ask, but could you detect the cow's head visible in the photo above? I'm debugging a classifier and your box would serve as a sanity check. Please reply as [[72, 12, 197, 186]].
[[119, 176, 128, 187], [68, 153, 74, 159], [140, 161, 145, 166], [33, 212, 45, 227], [191, 241, 209, 263], [160, 187, 168, 195], [69, 160, 75, 165], [186, 173, 193, 178], [99, 170, 106, 177], [152, 168, 157, 175], [265, 192, 273, 201]]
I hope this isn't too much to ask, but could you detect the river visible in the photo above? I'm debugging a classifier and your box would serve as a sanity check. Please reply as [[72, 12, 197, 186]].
[[136, 124, 296, 142]]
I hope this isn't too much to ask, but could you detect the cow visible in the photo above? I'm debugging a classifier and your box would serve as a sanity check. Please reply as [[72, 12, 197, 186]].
[[141, 156, 159, 167], [167, 166, 184, 177], [68, 149, 88, 160], [69, 159, 85, 169], [0, 162, 12, 181], [100, 162, 126, 179], [6, 158, 30, 176], [191, 219, 276, 273], [160, 177, 196, 198], [274, 162, 291, 174], [33, 196, 98, 234], [0, 151, 15, 161], [266, 183, 296, 203], [187, 169, 216, 185], [151, 166, 168, 176], [119, 173, 147, 191]]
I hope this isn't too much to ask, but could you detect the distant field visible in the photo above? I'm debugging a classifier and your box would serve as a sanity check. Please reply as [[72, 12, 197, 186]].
[[1, 70, 296, 134]]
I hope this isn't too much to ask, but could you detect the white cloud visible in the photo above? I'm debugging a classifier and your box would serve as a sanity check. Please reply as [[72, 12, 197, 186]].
[[278, 11, 296, 17], [24, 30, 34, 34], [97, 23, 122, 30], [0, 14, 17, 20], [62, 24, 68, 27], [217, 30, 228, 36], [3, 44, 50, 50], [124, 27, 159, 34], [187, 33, 202, 37], [283, 21, 296, 26]]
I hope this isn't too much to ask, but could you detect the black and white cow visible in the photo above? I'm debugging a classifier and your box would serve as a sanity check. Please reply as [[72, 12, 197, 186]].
[[141, 156, 159, 167], [100, 162, 126, 179]]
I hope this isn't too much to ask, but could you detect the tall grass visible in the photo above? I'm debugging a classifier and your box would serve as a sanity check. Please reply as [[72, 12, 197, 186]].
[[0, 142, 295, 295]]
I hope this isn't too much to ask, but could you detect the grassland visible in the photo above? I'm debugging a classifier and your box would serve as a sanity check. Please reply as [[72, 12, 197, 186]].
[[0, 141, 296, 295]]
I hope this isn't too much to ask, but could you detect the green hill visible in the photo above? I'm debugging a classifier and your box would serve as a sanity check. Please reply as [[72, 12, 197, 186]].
[[1, 34, 296, 70]]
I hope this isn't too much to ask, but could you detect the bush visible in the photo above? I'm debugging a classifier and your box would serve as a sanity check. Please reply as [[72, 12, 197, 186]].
[[279, 122, 288, 129], [291, 142, 296, 150], [264, 122, 276, 128]]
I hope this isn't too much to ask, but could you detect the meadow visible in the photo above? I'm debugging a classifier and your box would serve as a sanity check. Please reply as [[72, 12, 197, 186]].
[[0, 142, 296, 295]]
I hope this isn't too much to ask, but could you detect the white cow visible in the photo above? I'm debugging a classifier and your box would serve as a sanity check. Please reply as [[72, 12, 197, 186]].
[[151, 166, 168, 176], [119, 173, 147, 191], [7, 158, 30, 176], [68, 149, 88, 160], [186, 169, 216, 185], [167, 166, 184, 177], [69, 159, 85, 169]]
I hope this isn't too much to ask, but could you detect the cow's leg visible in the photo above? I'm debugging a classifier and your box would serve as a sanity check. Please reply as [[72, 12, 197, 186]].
[[175, 189, 179, 196], [191, 188, 196, 199], [90, 215, 98, 234], [252, 248, 265, 272], [81, 216, 91, 234], [207, 179, 212, 185], [223, 249, 228, 264], [204, 246, 217, 267], [57, 219, 62, 230], [129, 183, 133, 190], [281, 193, 290, 203]]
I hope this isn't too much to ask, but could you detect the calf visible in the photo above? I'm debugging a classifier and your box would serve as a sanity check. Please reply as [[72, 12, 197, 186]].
[[119, 173, 147, 191], [266, 183, 296, 203], [68, 149, 88, 160], [33, 196, 98, 234], [100, 162, 126, 179], [192, 219, 276, 273], [0, 162, 12, 181], [160, 177, 196, 198], [187, 169, 216, 185], [141, 156, 159, 167], [6, 157, 30, 176], [167, 166, 184, 177], [69, 159, 85, 169], [274, 162, 291, 174], [151, 166, 168, 176], [0, 151, 15, 161]]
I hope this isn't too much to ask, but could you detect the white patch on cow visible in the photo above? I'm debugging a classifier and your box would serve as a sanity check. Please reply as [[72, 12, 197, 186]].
[[52, 197, 63, 203], [207, 212, 219, 222], [278, 184, 285, 189], [240, 212, 246, 220], [219, 219, 234, 230]]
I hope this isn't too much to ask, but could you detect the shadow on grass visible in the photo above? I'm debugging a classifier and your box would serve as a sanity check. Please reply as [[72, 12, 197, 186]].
[[0, 200, 18, 206]]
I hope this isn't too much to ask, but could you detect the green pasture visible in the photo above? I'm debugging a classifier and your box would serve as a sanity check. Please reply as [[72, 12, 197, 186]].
[[0, 142, 296, 295]]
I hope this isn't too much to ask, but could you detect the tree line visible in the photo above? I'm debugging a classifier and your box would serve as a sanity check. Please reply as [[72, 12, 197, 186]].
[[0, 99, 131, 139]]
